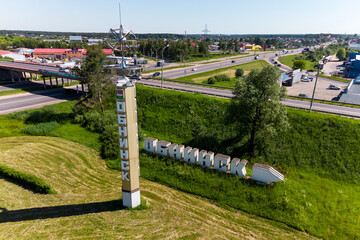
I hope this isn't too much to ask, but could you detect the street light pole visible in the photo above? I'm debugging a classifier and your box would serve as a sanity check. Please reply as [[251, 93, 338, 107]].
[[309, 56, 324, 113], [161, 44, 169, 89]]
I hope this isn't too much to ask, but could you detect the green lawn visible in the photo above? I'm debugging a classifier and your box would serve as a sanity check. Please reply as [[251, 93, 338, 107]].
[[174, 60, 271, 87], [319, 73, 351, 83], [1, 86, 360, 239], [279, 55, 317, 70]]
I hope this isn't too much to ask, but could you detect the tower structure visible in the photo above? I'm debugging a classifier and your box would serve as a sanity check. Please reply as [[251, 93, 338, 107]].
[[116, 77, 140, 208], [202, 24, 211, 38]]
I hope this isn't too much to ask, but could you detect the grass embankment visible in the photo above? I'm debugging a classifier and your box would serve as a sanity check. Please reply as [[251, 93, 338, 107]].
[[1, 86, 360, 238], [174, 60, 270, 87], [0, 136, 312, 239], [182, 52, 249, 63], [142, 65, 192, 74], [134, 86, 360, 239], [279, 55, 317, 70], [319, 73, 351, 83]]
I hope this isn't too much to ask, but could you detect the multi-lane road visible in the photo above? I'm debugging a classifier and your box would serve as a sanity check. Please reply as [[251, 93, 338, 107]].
[[1, 46, 359, 118]]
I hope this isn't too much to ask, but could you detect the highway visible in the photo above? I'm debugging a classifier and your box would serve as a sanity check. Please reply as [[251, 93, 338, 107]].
[[136, 79, 360, 118], [151, 49, 303, 79], [0, 88, 79, 114], [0, 61, 60, 73]]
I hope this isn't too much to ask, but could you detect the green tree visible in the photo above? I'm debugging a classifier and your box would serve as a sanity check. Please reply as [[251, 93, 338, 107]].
[[230, 66, 289, 157], [336, 48, 346, 61], [74, 46, 113, 113], [235, 68, 244, 78], [293, 60, 306, 70], [198, 41, 209, 57]]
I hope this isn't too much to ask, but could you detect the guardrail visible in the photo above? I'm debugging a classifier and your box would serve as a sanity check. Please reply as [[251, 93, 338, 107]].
[[149, 77, 235, 90]]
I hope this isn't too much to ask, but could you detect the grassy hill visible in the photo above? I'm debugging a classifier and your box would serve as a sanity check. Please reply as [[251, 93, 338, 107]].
[[278, 55, 317, 70], [0, 136, 314, 239]]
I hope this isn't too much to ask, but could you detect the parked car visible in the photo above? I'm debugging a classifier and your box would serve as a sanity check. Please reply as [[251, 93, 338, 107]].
[[130, 74, 142, 80], [231, 60, 236, 63], [299, 93, 308, 98], [192, 68, 197, 71], [309, 77, 313, 81], [152, 72, 161, 77], [301, 78, 310, 82], [59, 67, 70, 73], [329, 85, 341, 90]]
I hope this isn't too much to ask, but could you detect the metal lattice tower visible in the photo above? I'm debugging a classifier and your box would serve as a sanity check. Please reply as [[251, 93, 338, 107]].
[[202, 24, 211, 38]]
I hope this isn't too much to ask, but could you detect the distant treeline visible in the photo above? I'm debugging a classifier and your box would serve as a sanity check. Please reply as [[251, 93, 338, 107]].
[[0, 30, 352, 40]]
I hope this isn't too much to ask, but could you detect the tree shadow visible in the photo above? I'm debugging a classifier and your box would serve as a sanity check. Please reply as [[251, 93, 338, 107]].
[[0, 199, 124, 223]]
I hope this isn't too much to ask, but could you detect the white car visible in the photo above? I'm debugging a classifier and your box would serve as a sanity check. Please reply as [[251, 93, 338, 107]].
[[192, 68, 197, 71], [59, 67, 70, 73]]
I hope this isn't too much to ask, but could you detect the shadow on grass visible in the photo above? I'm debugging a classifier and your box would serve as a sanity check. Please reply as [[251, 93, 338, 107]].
[[0, 199, 124, 223]]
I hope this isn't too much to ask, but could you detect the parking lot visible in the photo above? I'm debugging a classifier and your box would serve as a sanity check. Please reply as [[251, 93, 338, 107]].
[[286, 76, 347, 101]]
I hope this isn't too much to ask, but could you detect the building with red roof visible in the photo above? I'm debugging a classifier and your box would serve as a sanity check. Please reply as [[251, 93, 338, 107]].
[[32, 48, 113, 59]]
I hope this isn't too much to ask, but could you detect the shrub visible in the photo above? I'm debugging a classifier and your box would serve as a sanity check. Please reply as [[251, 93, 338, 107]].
[[100, 123, 119, 159], [235, 68, 244, 78], [0, 164, 56, 194], [21, 121, 60, 136], [207, 77, 216, 84], [214, 74, 231, 82]]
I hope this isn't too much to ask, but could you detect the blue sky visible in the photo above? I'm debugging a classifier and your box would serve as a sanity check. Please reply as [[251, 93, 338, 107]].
[[0, 0, 359, 34]]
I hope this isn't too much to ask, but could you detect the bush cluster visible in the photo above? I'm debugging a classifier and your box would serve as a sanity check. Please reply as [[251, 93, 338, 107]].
[[0, 164, 56, 194], [207, 74, 231, 84], [21, 121, 60, 136]]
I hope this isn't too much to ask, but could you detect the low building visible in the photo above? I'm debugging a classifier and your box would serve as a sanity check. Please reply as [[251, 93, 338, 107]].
[[346, 53, 360, 78], [69, 36, 82, 42], [88, 39, 103, 45], [0, 50, 26, 61], [32, 48, 113, 59]]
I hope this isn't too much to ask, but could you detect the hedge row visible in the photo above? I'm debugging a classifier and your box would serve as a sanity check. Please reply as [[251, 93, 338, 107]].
[[0, 164, 56, 194]]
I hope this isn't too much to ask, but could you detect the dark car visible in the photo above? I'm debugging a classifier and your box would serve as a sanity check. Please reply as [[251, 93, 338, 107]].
[[152, 72, 161, 77], [274, 61, 278, 64], [329, 85, 341, 90], [130, 74, 142, 80], [299, 93, 308, 98], [277, 64, 281, 67], [231, 60, 236, 63], [275, 53, 278, 56]]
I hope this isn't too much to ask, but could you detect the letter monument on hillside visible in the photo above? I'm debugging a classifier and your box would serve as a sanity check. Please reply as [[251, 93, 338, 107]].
[[116, 76, 140, 208]]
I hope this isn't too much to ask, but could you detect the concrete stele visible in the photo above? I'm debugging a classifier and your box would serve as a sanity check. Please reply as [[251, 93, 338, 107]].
[[214, 154, 230, 172], [183, 147, 199, 164], [198, 150, 214, 168], [157, 140, 171, 157], [169, 143, 185, 160], [230, 158, 248, 177], [252, 163, 284, 183], [144, 137, 158, 153]]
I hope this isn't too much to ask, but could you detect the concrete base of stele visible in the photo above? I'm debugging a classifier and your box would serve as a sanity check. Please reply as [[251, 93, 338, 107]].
[[122, 189, 141, 208]]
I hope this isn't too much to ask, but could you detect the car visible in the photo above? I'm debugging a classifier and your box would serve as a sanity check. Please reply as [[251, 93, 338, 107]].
[[152, 72, 161, 77], [274, 61, 278, 64], [277, 64, 281, 67], [59, 67, 70, 73], [275, 53, 278, 56], [309, 77, 314, 81], [301, 78, 310, 82], [192, 68, 197, 71], [329, 85, 341, 90], [271, 59, 274, 61], [130, 74, 142, 80], [299, 93, 308, 98], [307, 69, 315, 72], [231, 60, 236, 63]]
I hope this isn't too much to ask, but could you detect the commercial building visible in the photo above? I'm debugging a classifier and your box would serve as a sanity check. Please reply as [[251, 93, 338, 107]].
[[0, 50, 26, 61], [69, 36, 82, 42], [345, 53, 360, 78], [349, 43, 360, 50], [32, 48, 113, 59]]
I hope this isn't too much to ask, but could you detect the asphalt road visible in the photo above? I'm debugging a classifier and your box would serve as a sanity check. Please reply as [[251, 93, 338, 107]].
[[0, 88, 79, 114], [136, 79, 360, 118], [151, 49, 303, 79]]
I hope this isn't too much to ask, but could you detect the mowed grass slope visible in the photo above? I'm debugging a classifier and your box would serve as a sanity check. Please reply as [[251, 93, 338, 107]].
[[0, 136, 315, 240]]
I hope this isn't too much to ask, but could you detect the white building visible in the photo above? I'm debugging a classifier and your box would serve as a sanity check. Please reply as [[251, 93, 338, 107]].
[[69, 36, 82, 42]]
